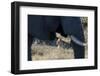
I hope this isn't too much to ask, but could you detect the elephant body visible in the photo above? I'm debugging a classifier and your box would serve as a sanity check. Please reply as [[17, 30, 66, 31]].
[[28, 15, 85, 61]]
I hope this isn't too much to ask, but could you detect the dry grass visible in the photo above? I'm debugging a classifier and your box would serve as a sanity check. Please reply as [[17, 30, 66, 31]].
[[31, 43, 88, 61], [31, 44, 74, 60]]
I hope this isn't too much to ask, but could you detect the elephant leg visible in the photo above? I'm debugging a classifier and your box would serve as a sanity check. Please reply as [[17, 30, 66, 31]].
[[60, 17, 85, 59], [71, 40, 85, 58], [28, 34, 33, 61], [71, 31, 85, 59]]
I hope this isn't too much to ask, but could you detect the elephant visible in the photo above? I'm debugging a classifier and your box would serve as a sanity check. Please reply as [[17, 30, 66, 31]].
[[28, 15, 85, 61]]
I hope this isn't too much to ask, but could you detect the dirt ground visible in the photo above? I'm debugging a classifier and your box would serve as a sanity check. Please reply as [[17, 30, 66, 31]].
[[31, 44, 87, 60]]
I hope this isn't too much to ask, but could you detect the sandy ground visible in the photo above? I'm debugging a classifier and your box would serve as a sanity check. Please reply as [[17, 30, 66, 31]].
[[31, 44, 87, 60]]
